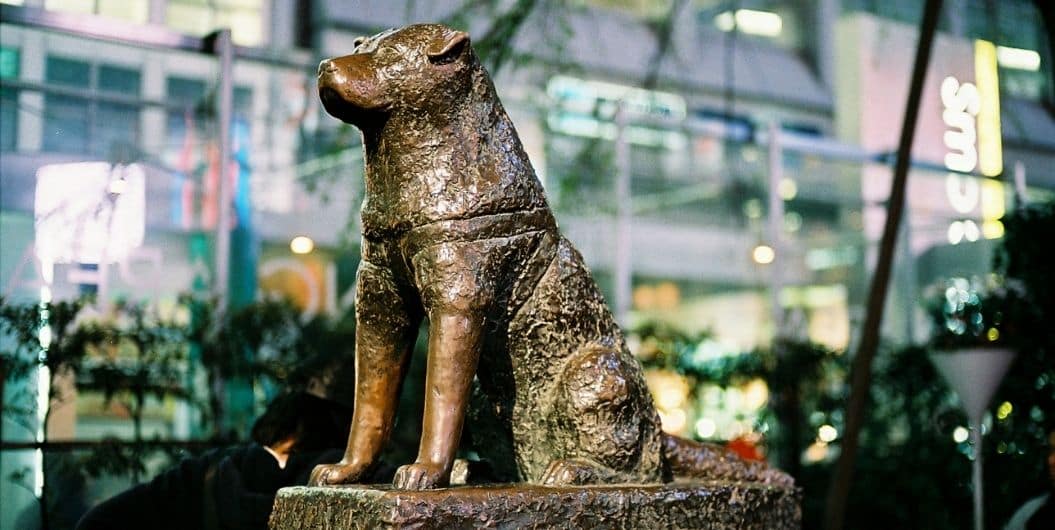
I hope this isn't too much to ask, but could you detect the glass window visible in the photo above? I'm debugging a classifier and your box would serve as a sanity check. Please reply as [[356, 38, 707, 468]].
[[990, 1, 1047, 101], [167, 77, 208, 106], [217, 6, 263, 49], [695, 0, 804, 50], [166, 0, 265, 47], [97, 0, 149, 23], [46, 55, 90, 87], [99, 65, 141, 95], [848, 0, 1050, 101], [44, 0, 150, 24], [234, 85, 253, 121], [44, 56, 91, 154], [577, 0, 674, 21], [164, 76, 207, 167], [164, 79, 252, 139], [96, 65, 141, 159], [166, 1, 214, 39], [0, 47, 16, 80], [1, 46, 19, 151], [45, 0, 94, 14], [43, 56, 142, 157]]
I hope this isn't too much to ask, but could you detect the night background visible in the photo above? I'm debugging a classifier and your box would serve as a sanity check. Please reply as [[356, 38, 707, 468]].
[[1, 1, 1053, 529]]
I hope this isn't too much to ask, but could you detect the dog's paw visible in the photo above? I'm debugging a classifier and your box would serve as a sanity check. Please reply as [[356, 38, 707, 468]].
[[393, 462, 449, 490], [540, 458, 605, 486], [309, 460, 372, 486]]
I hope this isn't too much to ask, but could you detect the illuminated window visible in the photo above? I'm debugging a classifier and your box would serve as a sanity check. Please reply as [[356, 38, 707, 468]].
[[846, 0, 1049, 100], [43, 56, 141, 157], [575, 0, 674, 21], [713, 9, 783, 38], [43, 0, 150, 24], [964, 0, 1048, 100], [166, 0, 264, 47], [1, 47, 18, 152]]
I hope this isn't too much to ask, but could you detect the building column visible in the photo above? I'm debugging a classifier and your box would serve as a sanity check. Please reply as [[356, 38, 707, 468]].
[[141, 53, 165, 158], [148, 0, 166, 25], [16, 30, 43, 152], [813, 0, 839, 93]]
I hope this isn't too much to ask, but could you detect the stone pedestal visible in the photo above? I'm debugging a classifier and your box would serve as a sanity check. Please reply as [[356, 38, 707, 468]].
[[269, 480, 800, 529]]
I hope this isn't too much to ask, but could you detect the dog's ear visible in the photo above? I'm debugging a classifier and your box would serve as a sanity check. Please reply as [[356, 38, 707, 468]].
[[427, 31, 470, 64]]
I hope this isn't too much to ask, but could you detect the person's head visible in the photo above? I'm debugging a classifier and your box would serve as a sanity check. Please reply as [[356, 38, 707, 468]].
[[250, 391, 352, 454]]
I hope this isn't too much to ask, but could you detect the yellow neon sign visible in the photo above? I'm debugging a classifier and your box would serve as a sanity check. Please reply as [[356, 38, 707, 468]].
[[974, 40, 1003, 177]]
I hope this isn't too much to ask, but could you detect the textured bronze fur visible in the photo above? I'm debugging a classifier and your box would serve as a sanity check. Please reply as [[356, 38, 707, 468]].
[[311, 23, 791, 491]]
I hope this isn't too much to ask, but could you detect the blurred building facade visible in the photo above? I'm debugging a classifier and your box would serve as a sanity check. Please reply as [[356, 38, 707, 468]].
[[1, 0, 1053, 525]]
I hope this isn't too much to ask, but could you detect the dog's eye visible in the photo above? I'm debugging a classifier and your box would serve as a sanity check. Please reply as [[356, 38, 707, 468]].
[[353, 36, 367, 48]]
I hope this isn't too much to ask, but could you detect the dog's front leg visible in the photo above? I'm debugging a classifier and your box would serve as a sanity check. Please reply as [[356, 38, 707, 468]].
[[395, 242, 491, 490], [393, 309, 483, 489], [310, 259, 422, 486]]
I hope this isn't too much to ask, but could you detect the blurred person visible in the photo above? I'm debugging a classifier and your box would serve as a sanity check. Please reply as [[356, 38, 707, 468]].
[[75, 391, 357, 530], [1004, 431, 1055, 530]]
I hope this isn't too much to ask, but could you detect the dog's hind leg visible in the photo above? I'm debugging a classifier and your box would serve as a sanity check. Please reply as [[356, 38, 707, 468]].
[[540, 344, 667, 486], [662, 433, 794, 487]]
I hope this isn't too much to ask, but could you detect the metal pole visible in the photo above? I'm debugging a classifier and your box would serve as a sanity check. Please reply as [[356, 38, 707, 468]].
[[823, 1, 945, 528], [213, 28, 234, 314], [971, 423, 984, 530], [767, 121, 785, 340], [614, 102, 632, 328]]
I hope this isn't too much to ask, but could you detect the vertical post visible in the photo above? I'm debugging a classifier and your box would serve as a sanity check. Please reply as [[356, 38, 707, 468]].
[[147, 0, 166, 25], [213, 28, 234, 314], [813, 0, 838, 92], [898, 216, 919, 343], [823, 1, 945, 528], [613, 101, 632, 328], [1013, 160, 1027, 207], [767, 121, 784, 339], [971, 423, 984, 530]]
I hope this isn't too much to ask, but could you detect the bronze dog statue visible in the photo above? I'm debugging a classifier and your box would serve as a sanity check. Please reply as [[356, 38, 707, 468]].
[[312, 24, 790, 490]]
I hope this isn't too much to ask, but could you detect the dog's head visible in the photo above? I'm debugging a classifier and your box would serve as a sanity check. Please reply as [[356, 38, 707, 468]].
[[317, 24, 475, 128]]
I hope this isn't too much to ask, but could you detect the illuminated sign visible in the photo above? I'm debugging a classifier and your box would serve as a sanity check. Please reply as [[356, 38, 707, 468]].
[[974, 41, 1002, 177], [996, 46, 1041, 72], [943, 41, 1005, 245], [940, 76, 980, 173], [34, 162, 146, 264], [714, 10, 783, 38]]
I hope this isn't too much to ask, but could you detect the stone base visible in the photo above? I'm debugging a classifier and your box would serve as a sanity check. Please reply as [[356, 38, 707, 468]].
[[269, 480, 801, 530]]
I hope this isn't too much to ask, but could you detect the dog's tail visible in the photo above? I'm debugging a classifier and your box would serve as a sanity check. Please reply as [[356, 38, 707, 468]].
[[662, 432, 795, 487]]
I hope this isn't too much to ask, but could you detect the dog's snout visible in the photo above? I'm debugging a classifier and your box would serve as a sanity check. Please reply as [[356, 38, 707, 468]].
[[318, 60, 338, 77]]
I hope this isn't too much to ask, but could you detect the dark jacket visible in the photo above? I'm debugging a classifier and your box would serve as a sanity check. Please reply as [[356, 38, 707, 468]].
[[75, 445, 342, 530]]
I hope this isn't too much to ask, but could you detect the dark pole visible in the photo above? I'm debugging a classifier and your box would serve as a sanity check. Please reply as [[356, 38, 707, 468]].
[[822, 1, 945, 529], [0, 371, 5, 525], [1034, 0, 1055, 106]]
